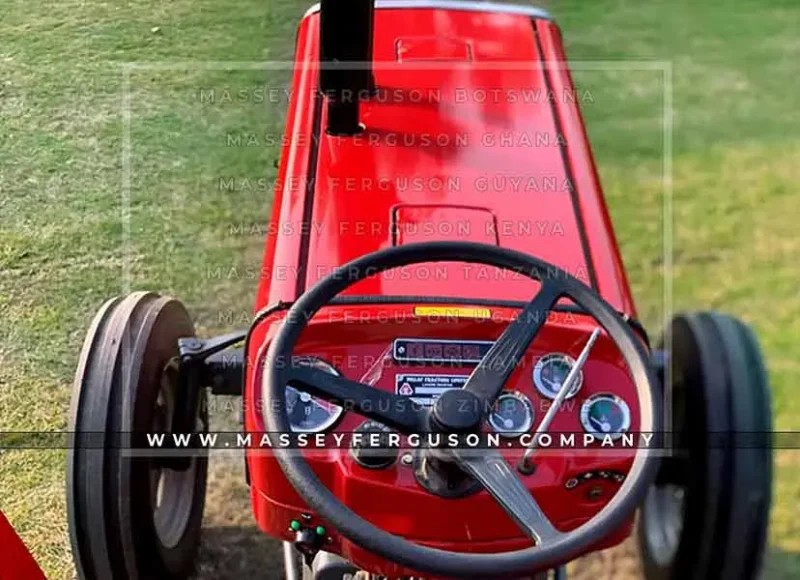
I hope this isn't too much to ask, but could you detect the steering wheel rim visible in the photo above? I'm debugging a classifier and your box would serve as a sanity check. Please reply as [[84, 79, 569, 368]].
[[262, 241, 660, 578]]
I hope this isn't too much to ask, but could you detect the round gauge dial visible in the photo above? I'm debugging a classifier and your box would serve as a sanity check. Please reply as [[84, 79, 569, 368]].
[[580, 393, 631, 439], [285, 357, 344, 433], [488, 391, 534, 437], [533, 353, 583, 400]]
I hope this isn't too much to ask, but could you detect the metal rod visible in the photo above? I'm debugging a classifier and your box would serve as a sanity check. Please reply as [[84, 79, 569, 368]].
[[519, 328, 602, 470], [283, 541, 302, 580]]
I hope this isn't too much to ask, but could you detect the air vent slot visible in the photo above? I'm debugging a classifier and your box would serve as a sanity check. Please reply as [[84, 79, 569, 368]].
[[393, 205, 498, 245], [395, 36, 473, 62]]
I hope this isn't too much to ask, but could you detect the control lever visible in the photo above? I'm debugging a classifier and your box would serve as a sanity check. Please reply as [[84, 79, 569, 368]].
[[518, 328, 601, 473]]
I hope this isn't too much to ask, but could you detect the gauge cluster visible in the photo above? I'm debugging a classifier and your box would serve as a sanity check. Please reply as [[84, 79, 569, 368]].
[[486, 350, 633, 441], [281, 345, 635, 444]]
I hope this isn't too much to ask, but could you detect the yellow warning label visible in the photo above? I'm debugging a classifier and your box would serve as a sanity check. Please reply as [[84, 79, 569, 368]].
[[413, 306, 491, 319]]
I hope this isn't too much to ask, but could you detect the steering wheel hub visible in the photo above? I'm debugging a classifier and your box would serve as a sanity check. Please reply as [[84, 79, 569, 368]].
[[431, 388, 483, 432]]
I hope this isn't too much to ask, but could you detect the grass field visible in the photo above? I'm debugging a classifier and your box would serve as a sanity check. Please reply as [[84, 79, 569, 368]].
[[1, 0, 798, 578]]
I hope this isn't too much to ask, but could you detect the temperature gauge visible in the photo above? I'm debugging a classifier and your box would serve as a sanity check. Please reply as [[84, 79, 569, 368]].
[[533, 353, 583, 400], [488, 391, 534, 437], [580, 393, 631, 439], [285, 358, 344, 433]]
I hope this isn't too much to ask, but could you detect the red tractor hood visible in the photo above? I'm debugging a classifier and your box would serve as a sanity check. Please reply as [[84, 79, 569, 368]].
[[258, 6, 636, 314]]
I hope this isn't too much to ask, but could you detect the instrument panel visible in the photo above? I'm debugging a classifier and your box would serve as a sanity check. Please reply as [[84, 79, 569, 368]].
[[283, 336, 636, 443]]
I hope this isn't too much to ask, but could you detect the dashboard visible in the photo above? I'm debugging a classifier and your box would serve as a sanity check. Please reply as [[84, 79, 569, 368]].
[[245, 306, 642, 575], [287, 339, 633, 444]]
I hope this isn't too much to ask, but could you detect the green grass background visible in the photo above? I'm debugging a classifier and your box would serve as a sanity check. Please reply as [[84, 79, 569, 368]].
[[1, 0, 798, 577]]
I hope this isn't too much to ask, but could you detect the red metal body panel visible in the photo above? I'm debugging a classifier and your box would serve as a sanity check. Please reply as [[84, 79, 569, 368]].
[[535, 21, 638, 316], [0, 511, 46, 580], [259, 13, 320, 304], [247, 4, 643, 577]]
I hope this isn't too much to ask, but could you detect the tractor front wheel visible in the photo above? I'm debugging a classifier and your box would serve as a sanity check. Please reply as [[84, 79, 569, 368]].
[[638, 312, 772, 580], [67, 292, 208, 580]]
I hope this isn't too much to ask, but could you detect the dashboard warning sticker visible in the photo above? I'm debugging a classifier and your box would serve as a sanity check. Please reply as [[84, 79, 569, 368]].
[[395, 374, 469, 405]]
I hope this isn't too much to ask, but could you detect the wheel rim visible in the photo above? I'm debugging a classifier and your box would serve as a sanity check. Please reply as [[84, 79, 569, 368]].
[[150, 359, 201, 549], [642, 483, 685, 566]]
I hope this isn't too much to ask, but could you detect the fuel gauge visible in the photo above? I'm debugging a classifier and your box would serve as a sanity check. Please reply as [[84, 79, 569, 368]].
[[580, 393, 631, 439]]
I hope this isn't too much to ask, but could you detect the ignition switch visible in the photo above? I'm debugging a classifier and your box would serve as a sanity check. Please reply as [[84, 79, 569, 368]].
[[350, 420, 399, 469]]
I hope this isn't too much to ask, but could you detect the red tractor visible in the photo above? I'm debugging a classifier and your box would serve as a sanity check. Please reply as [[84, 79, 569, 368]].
[[67, 2, 772, 579]]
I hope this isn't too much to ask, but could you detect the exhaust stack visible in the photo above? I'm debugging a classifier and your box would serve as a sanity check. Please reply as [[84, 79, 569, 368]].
[[319, 0, 375, 135]]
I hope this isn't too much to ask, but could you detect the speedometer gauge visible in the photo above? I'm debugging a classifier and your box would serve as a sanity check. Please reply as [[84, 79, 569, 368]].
[[533, 353, 583, 399], [285, 357, 344, 433], [580, 393, 631, 439], [488, 391, 534, 437]]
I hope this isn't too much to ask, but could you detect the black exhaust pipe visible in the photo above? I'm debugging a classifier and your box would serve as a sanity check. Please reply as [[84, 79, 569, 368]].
[[319, 0, 375, 135]]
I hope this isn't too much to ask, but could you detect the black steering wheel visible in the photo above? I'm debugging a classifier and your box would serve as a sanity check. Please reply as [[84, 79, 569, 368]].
[[262, 241, 660, 578]]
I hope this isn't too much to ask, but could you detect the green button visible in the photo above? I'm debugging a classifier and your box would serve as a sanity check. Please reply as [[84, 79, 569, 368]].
[[290, 520, 301, 531], [315, 525, 326, 536]]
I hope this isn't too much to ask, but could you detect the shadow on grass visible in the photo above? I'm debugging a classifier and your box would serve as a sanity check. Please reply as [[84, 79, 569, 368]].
[[196, 526, 284, 580], [766, 547, 800, 580]]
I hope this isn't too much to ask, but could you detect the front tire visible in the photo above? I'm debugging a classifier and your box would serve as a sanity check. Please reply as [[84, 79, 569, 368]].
[[67, 292, 208, 579], [638, 312, 772, 580]]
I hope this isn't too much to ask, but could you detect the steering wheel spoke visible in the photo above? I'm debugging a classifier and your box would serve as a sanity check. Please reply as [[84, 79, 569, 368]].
[[453, 448, 562, 545], [287, 363, 425, 433], [462, 282, 561, 406]]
